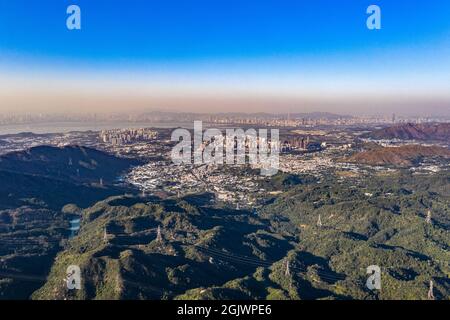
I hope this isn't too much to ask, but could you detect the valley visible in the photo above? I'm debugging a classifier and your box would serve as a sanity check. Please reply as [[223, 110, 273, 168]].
[[0, 122, 448, 300]]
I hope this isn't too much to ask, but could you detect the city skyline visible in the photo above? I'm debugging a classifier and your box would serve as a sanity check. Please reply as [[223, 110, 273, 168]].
[[1, 0, 450, 116]]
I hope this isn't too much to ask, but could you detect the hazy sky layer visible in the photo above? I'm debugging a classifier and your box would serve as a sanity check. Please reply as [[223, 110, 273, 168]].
[[0, 0, 449, 116]]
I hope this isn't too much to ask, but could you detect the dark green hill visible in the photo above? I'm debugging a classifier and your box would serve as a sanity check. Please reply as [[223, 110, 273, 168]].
[[0, 144, 448, 300], [32, 194, 312, 300], [0, 145, 140, 184], [0, 145, 139, 210], [0, 170, 131, 210], [259, 171, 450, 300], [0, 146, 141, 299], [31, 171, 450, 300]]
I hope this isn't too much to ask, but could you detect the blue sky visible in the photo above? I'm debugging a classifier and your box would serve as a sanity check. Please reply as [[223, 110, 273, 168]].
[[0, 0, 449, 115]]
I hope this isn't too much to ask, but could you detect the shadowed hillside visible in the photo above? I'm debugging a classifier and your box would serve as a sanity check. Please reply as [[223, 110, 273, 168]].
[[31, 171, 450, 300], [0, 145, 140, 210], [0, 146, 141, 299], [0, 145, 141, 184]]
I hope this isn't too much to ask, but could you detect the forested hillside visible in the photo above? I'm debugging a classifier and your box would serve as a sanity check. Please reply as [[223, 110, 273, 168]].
[[31, 171, 450, 300]]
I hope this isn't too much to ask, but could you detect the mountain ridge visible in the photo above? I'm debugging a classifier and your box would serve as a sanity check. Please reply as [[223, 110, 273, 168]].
[[366, 123, 450, 141], [344, 145, 450, 167]]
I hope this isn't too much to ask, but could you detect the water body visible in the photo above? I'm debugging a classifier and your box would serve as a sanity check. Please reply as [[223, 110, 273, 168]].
[[0, 121, 196, 135]]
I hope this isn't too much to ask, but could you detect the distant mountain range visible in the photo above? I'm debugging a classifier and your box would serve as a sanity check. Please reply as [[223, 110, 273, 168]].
[[345, 145, 450, 167], [211, 112, 353, 120], [366, 123, 450, 141]]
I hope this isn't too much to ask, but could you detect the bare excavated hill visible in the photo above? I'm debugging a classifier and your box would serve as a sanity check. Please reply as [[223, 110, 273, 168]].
[[367, 123, 450, 141], [344, 145, 450, 167]]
